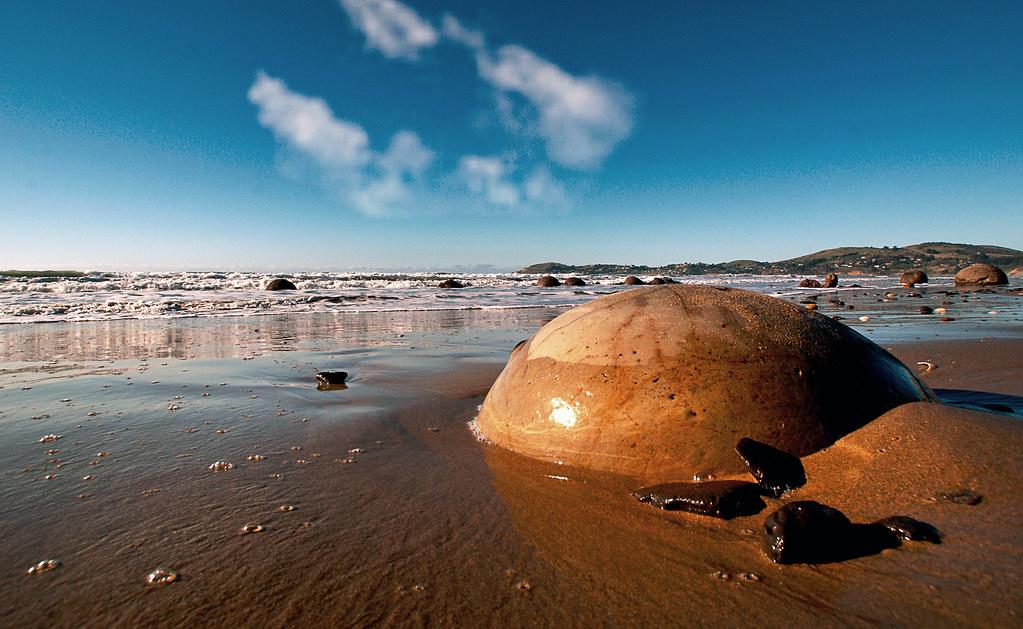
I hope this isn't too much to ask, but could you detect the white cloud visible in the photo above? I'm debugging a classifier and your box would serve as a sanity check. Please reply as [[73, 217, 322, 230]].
[[248, 71, 371, 169], [475, 45, 633, 170], [457, 155, 520, 207], [340, 0, 438, 60], [248, 71, 434, 217], [441, 14, 484, 52]]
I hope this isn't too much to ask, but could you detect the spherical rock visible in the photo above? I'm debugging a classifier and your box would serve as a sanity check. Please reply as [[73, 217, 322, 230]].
[[650, 277, 678, 285], [564, 277, 587, 287], [438, 279, 464, 289], [954, 263, 1008, 286], [265, 278, 297, 291], [899, 270, 928, 287], [799, 278, 821, 288], [624, 276, 646, 285], [475, 286, 932, 481], [537, 275, 561, 287], [822, 273, 839, 288]]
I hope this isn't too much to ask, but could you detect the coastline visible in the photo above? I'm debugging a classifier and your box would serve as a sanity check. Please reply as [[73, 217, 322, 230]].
[[1, 297, 1021, 626]]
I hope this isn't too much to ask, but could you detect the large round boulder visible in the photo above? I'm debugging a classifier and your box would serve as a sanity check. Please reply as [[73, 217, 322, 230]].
[[475, 286, 932, 481], [954, 263, 1008, 286], [899, 270, 928, 287], [537, 275, 561, 287], [439, 279, 464, 289], [799, 278, 821, 288], [624, 276, 646, 285], [564, 277, 587, 287], [265, 278, 297, 291], [822, 273, 839, 288]]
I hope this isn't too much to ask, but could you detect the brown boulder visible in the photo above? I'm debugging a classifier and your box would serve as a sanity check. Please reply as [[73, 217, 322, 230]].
[[799, 278, 821, 288], [822, 273, 839, 288], [475, 285, 932, 481], [438, 279, 464, 289], [624, 276, 647, 285], [265, 278, 297, 291], [564, 277, 587, 287], [954, 263, 1008, 286], [537, 275, 562, 287], [899, 270, 928, 287]]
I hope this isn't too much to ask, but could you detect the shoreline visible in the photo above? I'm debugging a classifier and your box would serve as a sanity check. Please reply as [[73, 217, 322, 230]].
[[1, 301, 1021, 626]]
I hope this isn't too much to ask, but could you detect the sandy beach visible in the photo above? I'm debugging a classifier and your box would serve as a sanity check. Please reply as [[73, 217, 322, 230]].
[[1, 285, 1021, 627]]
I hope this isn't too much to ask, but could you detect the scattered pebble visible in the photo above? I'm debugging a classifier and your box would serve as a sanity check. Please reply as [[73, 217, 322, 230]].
[[739, 572, 761, 582], [247, 454, 266, 461], [38, 434, 62, 444], [940, 489, 982, 506], [145, 568, 179, 586], [26, 559, 60, 575], [277, 504, 296, 512], [240, 523, 265, 535], [858, 315, 871, 322], [208, 461, 234, 472]]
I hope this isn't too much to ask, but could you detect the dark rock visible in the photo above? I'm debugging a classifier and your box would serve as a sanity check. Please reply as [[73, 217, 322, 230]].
[[735, 437, 807, 497], [563, 277, 586, 286], [650, 277, 677, 285], [799, 278, 822, 288], [940, 317, 955, 322], [954, 263, 1008, 286], [266, 278, 297, 291], [316, 371, 349, 391], [633, 480, 765, 519], [874, 516, 941, 543], [900, 270, 929, 287], [940, 489, 982, 505], [762, 501, 900, 564], [438, 279, 464, 289], [822, 273, 839, 288], [537, 275, 561, 287], [624, 276, 646, 285], [919, 306, 934, 315]]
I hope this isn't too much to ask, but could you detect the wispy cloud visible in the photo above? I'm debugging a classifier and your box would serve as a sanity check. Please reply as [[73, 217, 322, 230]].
[[248, 71, 433, 217], [339, 0, 438, 60], [456, 155, 568, 210], [443, 15, 633, 170]]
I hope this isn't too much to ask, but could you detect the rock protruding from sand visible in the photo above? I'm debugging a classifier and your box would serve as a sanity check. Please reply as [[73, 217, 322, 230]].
[[900, 269, 928, 287], [822, 273, 839, 288], [564, 277, 587, 286], [475, 285, 932, 481], [649, 277, 677, 285], [954, 263, 1008, 286], [799, 278, 821, 288], [438, 279, 464, 289], [266, 278, 297, 291], [537, 275, 561, 287], [624, 276, 646, 285]]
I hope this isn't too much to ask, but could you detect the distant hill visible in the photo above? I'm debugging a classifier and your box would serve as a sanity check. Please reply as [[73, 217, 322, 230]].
[[517, 242, 1023, 276]]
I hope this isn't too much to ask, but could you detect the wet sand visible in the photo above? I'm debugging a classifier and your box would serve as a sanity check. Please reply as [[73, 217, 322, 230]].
[[1, 291, 1022, 627]]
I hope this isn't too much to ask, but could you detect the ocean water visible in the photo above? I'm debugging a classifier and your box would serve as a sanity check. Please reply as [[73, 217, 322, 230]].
[[0, 271, 925, 324]]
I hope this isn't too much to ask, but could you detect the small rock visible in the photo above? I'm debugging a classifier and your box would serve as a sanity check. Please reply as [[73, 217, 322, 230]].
[[762, 501, 852, 564], [735, 437, 807, 497], [265, 278, 297, 291], [26, 559, 60, 575], [633, 480, 765, 519], [940, 489, 982, 505], [874, 515, 941, 543], [146, 568, 179, 586], [316, 371, 348, 386], [919, 306, 934, 315]]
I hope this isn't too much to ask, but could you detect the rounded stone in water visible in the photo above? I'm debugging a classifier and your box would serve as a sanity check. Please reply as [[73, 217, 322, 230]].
[[476, 285, 932, 481], [26, 559, 60, 575], [146, 568, 179, 586]]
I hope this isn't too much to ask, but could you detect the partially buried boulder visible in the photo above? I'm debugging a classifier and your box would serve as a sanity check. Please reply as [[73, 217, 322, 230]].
[[649, 277, 678, 285], [900, 270, 928, 287], [799, 278, 821, 288], [438, 279, 464, 289], [266, 278, 297, 291], [624, 276, 646, 285], [954, 263, 1008, 286], [475, 285, 932, 481], [564, 277, 587, 287], [537, 275, 561, 287], [822, 273, 839, 288]]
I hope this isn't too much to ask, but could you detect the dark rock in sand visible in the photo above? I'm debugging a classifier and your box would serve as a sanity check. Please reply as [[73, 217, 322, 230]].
[[624, 276, 646, 285], [799, 278, 822, 288], [537, 275, 561, 287], [874, 516, 941, 543], [735, 437, 807, 497], [316, 371, 349, 391], [822, 273, 839, 288], [919, 306, 934, 315], [564, 277, 586, 286], [940, 489, 982, 505], [438, 279, 464, 289], [266, 278, 297, 291], [633, 480, 765, 519], [900, 270, 929, 287], [650, 277, 677, 285], [763, 501, 901, 564], [954, 263, 1008, 286]]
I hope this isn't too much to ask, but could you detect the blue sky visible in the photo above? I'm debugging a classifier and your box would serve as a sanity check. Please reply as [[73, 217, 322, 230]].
[[1, 0, 1021, 270]]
